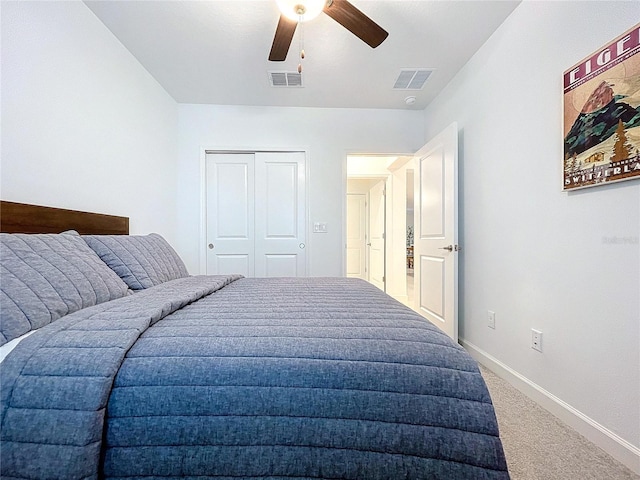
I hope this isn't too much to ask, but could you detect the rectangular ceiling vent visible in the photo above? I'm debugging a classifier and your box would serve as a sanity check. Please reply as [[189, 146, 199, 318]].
[[269, 71, 303, 88], [393, 69, 433, 90]]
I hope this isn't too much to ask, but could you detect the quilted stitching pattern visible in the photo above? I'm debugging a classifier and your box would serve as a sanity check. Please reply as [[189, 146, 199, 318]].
[[0, 277, 509, 479], [83, 234, 189, 290], [108, 278, 509, 479], [0, 233, 130, 345], [0, 275, 240, 480]]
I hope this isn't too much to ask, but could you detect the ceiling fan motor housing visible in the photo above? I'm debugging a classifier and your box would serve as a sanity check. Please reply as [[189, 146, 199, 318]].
[[269, 0, 388, 62], [277, 0, 326, 22]]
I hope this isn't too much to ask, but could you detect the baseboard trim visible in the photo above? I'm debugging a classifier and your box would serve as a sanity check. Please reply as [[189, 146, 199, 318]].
[[461, 339, 640, 475]]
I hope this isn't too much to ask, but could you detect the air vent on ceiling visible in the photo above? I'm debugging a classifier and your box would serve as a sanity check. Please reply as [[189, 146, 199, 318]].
[[393, 69, 433, 90], [269, 71, 303, 88]]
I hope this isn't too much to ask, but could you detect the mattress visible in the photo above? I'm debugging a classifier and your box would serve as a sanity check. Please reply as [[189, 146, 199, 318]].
[[1, 274, 509, 479]]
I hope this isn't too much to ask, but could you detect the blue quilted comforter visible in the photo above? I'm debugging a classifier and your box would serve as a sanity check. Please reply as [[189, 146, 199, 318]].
[[1, 276, 509, 479]]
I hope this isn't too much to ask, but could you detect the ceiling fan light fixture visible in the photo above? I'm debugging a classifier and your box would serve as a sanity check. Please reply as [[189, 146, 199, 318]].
[[276, 0, 326, 22]]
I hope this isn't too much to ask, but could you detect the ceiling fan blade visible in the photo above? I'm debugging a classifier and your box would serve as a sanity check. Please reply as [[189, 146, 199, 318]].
[[269, 14, 297, 61], [323, 0, 388, 48]]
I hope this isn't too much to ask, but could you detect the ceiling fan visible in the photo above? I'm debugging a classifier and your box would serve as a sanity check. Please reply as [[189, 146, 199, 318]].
[[269, 0, 389, 62]]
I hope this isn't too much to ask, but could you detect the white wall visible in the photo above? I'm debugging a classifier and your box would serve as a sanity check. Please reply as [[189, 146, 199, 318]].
[[1, 1, 179, 244], [346, 179, 380, 193], [423, 0, 639, 469], [177, 105, 424, 275]]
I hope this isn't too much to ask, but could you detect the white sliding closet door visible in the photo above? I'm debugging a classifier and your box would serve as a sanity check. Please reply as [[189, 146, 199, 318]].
[[206, 151, 307, 277], [254, 152, 306, 277], [206, 153, 255, 277]]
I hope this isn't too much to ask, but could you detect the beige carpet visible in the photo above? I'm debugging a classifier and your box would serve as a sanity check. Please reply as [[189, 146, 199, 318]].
[[479, 365, 639, 480]]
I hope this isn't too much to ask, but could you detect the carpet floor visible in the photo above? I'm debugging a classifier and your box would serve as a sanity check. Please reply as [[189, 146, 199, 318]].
[[479, 365, 639, 480]]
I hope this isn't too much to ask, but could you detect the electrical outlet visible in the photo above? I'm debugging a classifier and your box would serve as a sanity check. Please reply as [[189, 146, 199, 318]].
[[531, 329, 543, 352], [488, 311, 496, 329]]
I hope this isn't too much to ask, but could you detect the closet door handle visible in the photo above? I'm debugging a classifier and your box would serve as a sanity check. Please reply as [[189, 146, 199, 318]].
[[208, 243, 214, 249]]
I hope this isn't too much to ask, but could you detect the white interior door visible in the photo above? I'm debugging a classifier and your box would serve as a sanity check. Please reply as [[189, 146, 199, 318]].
[[346, 193, 367, 279], [254, 152, 307, 277], [206, 153, 255, 277], [368, 180, 386, 291], [414, 122, 459, 341]]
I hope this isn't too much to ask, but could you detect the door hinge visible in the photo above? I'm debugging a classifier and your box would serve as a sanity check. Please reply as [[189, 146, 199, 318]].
[[382, 276, 386, 283], [382, 233, 385, 240]]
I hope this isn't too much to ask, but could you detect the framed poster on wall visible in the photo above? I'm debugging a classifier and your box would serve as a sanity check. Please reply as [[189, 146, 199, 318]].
[[563, 23, 640, 190]]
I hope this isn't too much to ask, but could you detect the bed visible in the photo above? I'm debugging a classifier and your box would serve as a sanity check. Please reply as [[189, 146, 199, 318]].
[[0, 201, 509, 479]]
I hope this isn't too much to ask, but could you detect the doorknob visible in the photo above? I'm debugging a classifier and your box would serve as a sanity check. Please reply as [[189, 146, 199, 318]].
[[437, 245, 461, 252], [299, 243, 305, 249], [208, 243, 214, 249]]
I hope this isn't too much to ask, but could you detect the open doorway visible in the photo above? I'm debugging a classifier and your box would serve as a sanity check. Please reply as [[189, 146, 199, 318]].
[[345, 154, 413, 302], [345, 125, 458, 340], [345, 155, 393, 292]]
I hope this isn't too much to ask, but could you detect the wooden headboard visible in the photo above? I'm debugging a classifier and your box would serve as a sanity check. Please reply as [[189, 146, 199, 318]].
[[0, 201, 129, 235]]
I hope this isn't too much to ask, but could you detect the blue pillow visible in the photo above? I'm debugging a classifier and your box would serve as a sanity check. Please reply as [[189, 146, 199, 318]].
[[0, 233, 130, 345], [83, 233, 189, 290]]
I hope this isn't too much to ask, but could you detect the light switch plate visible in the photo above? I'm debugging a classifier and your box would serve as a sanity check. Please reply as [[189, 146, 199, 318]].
[[313, 222, 328, 233]]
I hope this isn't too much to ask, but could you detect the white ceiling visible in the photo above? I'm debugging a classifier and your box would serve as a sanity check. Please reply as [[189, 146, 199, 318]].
[[84, 0, 520, 110]]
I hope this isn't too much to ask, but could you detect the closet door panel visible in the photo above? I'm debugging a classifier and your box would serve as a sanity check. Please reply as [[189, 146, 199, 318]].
[[206, 151, 306, 278], [255, 152, 306, 277], [205, 153, 255, 276]]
